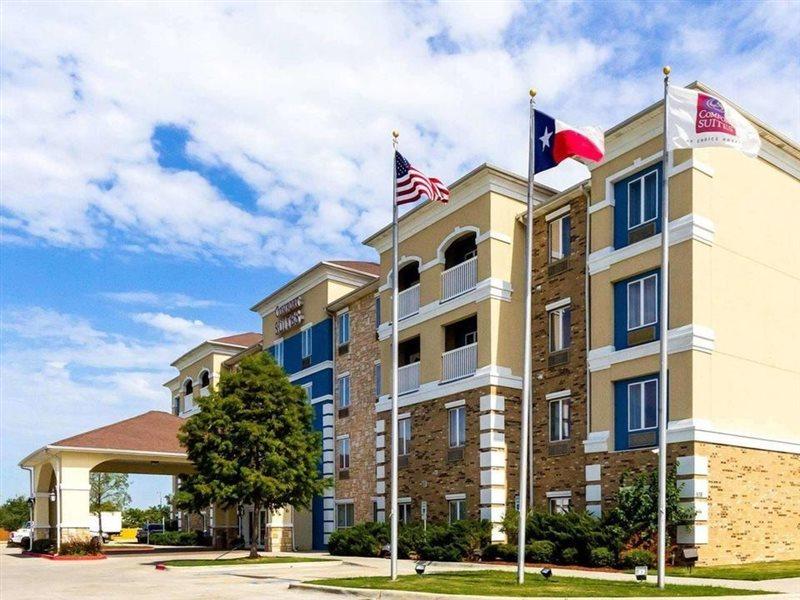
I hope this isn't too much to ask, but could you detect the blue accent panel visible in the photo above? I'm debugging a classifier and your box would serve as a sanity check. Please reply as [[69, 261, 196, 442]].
[[282, 319, 333, 375], [613, 268, 661, 350], [614, 373, 667, 451], [613, 163, 663, 249], [311, 399, 329, 550], [293, 368, 333, 398]]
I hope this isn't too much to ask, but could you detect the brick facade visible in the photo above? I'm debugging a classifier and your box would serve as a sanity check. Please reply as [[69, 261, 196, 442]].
[[333, 285, 379, 525]]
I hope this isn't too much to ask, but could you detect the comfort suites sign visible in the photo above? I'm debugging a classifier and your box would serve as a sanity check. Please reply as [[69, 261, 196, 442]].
[[275, 296, 304, 335]]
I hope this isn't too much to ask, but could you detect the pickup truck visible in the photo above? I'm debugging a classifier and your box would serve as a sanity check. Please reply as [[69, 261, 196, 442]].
[[10, 522, 32, 547]]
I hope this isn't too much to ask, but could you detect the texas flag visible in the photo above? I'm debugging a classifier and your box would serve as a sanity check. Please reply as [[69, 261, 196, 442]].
[[533, 110, 605, 173]]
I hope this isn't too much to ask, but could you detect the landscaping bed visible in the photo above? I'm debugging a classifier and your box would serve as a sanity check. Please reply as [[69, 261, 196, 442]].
[[309, 570, 770, 597]]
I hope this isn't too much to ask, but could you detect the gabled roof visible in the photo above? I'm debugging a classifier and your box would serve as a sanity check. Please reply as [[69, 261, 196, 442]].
[[211, 332, 263, 347], [51, 411, 185, 455], [327, 260, 380, 276]]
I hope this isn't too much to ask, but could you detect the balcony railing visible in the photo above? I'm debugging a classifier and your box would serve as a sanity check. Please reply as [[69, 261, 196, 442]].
[[441, 342, 477, 382], [183, 393, 194, 412], [441, 256, 477, 302], [398, 361, 420, 394], [398, 283, 420, 320]]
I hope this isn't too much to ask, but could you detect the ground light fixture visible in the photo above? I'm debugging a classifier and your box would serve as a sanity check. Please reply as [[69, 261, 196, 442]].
[[540, 568, 552, 579], [415, 561, 429, 575], [635, 566, 648, 582]]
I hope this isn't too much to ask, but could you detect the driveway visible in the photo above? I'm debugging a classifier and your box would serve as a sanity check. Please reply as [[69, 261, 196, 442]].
[[1, 543, 797, 599]]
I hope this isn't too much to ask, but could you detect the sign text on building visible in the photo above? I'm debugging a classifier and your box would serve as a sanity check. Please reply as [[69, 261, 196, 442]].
[[275, 296, 304, 335]]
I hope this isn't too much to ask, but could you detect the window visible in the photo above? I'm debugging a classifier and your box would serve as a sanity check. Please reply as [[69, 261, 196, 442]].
[[548, 214, 571, 262], [374, 362, 381, 398], [301, 382, 313, 401], [448, 498, 466, 523], [548, 306, 571, 352], [548, 495, 571, 514], [628, 379, 658, 431], [273, 340, 284, 367], [627, 274, 658, 330], [337, 312, 350, 346], [464, 330, 477, 345], [448, 406, 466, 448], [375, 297, 381, 328], [399, 502, 411, 524], [549, 397, 570, 442], [172, 397, 180, 416], [338, 374, 351, 408], [200, 371, 210, 388], [301, 326, 312, 358], [336, 502, 354, 529], [184, 379, 193, 395], [373, 501, 381, 522], [338, 437, 350, 471], [628, 169, 659, 229], [398, 417, 411, 456]]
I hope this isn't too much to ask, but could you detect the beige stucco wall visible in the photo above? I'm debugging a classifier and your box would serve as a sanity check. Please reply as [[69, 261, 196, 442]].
[[691, 146, 800, 440]]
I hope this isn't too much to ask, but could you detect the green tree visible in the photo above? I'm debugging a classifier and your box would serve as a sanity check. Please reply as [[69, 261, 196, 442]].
[[122, 504, 171, 528], [89, 473, 131, 539], [175, 352, 326, 558], [605, 465, 695, 550], [0, 496, 30, 531]]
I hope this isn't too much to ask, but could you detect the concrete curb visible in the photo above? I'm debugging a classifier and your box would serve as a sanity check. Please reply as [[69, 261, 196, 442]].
[[157, 558, 343, 571], [288, 583, 783, 600]]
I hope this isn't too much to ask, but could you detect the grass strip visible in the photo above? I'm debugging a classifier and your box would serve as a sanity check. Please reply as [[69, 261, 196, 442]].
[[666, 559, 800, 581], [162, 556, 333, 567], [311, 569, 770, 597]]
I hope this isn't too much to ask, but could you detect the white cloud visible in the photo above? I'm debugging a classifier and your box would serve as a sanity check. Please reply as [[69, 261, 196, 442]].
[[132, 312, 228, 344], [0, 2, 797, 275], [101, 291, 221, 309]]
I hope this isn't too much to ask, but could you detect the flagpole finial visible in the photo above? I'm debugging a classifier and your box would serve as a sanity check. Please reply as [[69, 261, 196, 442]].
[[663, 65, 671, 76], [529, 88, 537, 98], [392, 130, 399, 140]]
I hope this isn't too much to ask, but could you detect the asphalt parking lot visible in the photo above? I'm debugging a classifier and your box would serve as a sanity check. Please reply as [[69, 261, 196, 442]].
[[0, 543, 384, 600]]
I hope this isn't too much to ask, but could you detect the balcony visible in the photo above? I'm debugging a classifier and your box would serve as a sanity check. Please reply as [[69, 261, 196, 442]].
[[398, 283, 420, 320], [441, 255, 477, 302], [441, 342, 477, 382], [398, 361, 420, 394], [183, 393, 194, 412]]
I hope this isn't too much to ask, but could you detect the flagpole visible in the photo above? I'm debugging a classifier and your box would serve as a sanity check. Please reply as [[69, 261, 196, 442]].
[[657, 66, 671, 590], [517, 87, 536, 585], [390, 129, 400, 581]]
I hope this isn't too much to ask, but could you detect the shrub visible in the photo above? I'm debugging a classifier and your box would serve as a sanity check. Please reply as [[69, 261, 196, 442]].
[[59, 537, 102, 556], [525, 540, 555, 563], [620, 549, 656, 569], [398, 524, 426, 559], [31, 539, 54, 554], [149, 531, 200, 546], [482, 543, 518, 562], [328, 523, 387, 557], [560, 547, 579, 565], [590, 546, 616, 567]]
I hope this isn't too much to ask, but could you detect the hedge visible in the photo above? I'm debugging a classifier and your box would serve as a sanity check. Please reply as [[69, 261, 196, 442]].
[[620, 549, 657, 569], [149, 531, 202, 546], [60, 538, 102, 556]]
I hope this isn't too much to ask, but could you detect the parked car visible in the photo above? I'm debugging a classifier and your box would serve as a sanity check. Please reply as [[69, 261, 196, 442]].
[[136, 523, 164, 544], [10, 522, 32, 548]]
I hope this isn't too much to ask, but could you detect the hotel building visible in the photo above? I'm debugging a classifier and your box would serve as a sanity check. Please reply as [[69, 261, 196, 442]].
[[155, 83, 798, 563]]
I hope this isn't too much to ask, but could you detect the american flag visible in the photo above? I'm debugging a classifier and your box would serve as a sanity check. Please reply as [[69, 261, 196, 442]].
[[395, 152, 450, 205]]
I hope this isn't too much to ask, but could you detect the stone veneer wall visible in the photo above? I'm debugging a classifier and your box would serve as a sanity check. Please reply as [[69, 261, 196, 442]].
[[333, 290, 379, 525], [696, 443, 800, 564], [530, 193, 590, 512], [379, 385, 522, 538]]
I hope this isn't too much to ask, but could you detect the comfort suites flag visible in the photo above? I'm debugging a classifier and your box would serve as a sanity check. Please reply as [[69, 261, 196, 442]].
[[666, 85, 761, 157], [533, 110, 605, 173]]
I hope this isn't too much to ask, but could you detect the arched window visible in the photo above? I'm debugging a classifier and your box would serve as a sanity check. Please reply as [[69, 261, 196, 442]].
[[443, 232, 477, 269], [398, 261, 420, 292], [200, 370, 210, 388], [184, 379, 194, 396]]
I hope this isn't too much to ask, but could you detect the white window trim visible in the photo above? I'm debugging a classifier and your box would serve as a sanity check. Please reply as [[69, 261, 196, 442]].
[[445, 492, 466, 501], [273, 339, 284, 367], [545, 204, 571, 222], [301, 326, 313, 358], [338, 374, 351, 407], [398, 417, 411, 456], [628, 378, 659, 432], [547, 213, 570, 263], [337, 436, 351, 470], [545, 297, 571, 312], [545, 389, 571, 400], [444, 399, 466, 409], [627, 168, 659, 230], [301, 382, 313, 400], [545, 490, 572, 498], [337, 312, 350, 345], [627, 273, 658, 331], [448, 405, 466, 448], [549, 396, 570, 443], [548, 305, 571, 353]]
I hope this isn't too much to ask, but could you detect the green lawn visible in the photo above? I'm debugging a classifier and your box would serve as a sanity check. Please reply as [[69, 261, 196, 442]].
[[667, 559, 800, 581], [162, 556, 333, 567], [311, 570, 768, 597]]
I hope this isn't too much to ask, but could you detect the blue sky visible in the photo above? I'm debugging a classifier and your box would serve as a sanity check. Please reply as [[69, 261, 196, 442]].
[[1, 1, 798, 507]]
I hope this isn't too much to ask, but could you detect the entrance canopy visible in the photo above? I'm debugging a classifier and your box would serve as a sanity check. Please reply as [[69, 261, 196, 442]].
[[19, 411, 193, 548]]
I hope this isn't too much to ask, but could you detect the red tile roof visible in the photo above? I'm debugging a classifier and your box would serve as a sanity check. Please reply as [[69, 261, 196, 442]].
[[52, 411, 185, 454], [211, 332, 263, 347], [328, 260, 380, 276]]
